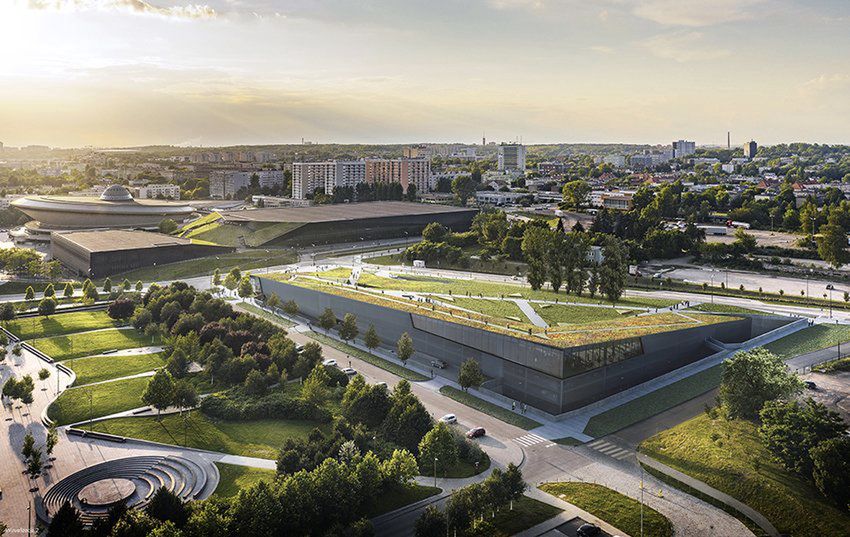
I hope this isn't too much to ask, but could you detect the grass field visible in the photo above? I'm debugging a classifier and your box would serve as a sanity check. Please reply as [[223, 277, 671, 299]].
[[489, 495, 562, 536], [32, 328, 150, 361], [214, 463, 277, 498], [88, 411, 326, 459], [368, 485, 442, 517], [686, 303, 766, 315], [48, 376, 150, 425], [112, 249, 297, 283], [441, 453, 491, 479], [307, 331, 428, 382], [66, 352, 167, 386], [640, 414, 850, 537], [3, 310, 119, 340], [235, 302, 296, 328], [583, 364, 723, 437], [763, 324, 850, 359], [539, 482, 673, 537], [439, 386, 541, 430], [532, 303, 627, 325]]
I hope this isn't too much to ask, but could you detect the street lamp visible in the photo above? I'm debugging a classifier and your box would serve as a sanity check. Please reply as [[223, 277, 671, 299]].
[[826, 284, 834, 318], [434, 457, 438, 487]]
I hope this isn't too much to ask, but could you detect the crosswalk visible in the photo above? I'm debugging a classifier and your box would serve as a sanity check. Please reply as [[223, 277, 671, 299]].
[[586, 439, 632, 460], [513, 433, 551, 447]]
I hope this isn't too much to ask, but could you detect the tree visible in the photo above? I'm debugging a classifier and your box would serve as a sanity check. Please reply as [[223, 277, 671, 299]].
[[24, 285, 34, 301], [811, 436, 850, 509], [817, 216, 850, 268], [458, 358, 484, 392], [166, 349, 189, 378], [223, 269, 240, 292], [63, 281, 75, 298], [599, 235, 628, 303], [364, 324, 380, 354], [159, 218, 178, 234], [21, 431, 35, 461], [418, 422, 459, 470], [338, 313, 359, 343], [451, 175, 477, 206], [237, 276, 254, 298], [381, 448, 419, 488], [27, 447, 43, 479], [0, 302, 14, 320], [733, 226, 757, 254], [521, 225, 551, 291], [266, 293, 281, 311], [122, 278, 131, 291], [38, 367, 50, 381], [213, 268, 221, 287], [143, 369, 175, 418], [43, 282, 55, 297], [84, 283, 99, 302], [47, 502, 84, 537], [136, 280, 144, 292], [103, 277, 112, 293], [244, 369, 267, 396], [415, 506, 447, 537], [147, 487, 189, 527], [561, 180, 591, 209], [759, 398, 846, 476], [38, 297, 56, 318], [283, 300, 299, 315], [720, 348, 803, 420], [422, 222, 449, 243], [318, 307, 336, 331], [108, 298, 136, 321], [397, 332, 414, 365], [46, 424, 59, 459], [301, 365, 331, 406]]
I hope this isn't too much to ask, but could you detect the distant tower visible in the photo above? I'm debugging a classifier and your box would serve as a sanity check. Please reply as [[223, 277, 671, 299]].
[[727, 132, 731, 150], [482, 133, 486, 146], [744, 140, 758, 158]]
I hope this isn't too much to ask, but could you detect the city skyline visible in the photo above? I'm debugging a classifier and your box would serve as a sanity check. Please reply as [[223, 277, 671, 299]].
[[1, 0, 848, 148]]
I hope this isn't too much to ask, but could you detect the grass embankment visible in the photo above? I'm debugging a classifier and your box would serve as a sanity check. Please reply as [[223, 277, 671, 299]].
[[112, 249, 297, 283], [89, 410, 326, 459], [367, 252, 527, 278], [583, 364, 723, 437], [214, 463, 277, 498], [3, 310, 119, 340], [442, 453, 490, 479], [368, 485, 442, 517], [439, 386, 541, 430], [488, 495, 562, 536], [764, 323, 850, 359], [235, 302, 295, 328], [49, 376, 151, 426], [686, 303, 766, 315], [307, 331, 428, 382], [434, 296, 528, 323], [31, 328, 151, 361], [65, 352, 167, 386], [539, 482, 673, 537], [639, 413, 850, 537], [532, 303, 626, 325]]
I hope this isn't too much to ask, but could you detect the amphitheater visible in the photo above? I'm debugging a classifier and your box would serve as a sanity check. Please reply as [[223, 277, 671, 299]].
[[40, 455, 219, 526]]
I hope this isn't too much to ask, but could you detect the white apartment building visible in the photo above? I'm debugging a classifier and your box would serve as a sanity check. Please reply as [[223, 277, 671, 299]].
[[365, 158, 431, 194], [497, 144, 526, 173], [672, 140, 696, 158], [210, 170, 285, 199], [291, 160, 367, 200], [137, 183, 181, 199]]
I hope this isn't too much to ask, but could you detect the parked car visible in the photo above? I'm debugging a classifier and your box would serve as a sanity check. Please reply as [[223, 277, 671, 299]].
[[577, 523, 601, 537], [804, 380, 817, 390], [439, 414, 457, 424], [342, 367, 357, 376], [376, 382, 388, 388], [466, 427, 485, 439], [295, 345, 305, 353], [430, 359, 447, 369], [322, 359, 337, 368]]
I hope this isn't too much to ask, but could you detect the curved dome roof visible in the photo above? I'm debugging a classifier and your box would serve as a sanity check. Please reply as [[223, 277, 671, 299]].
[[100, 184, 133, 202]]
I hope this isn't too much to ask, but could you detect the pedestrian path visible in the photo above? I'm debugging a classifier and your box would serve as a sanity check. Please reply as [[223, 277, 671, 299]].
[[515, 299, 548, 328], [514, 433, 550, 447], [585, 439, 632, 461]]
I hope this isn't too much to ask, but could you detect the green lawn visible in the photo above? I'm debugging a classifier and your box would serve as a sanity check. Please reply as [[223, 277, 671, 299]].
[[490, 495, 563, 537], [583, 364, 723, 437], [763, 324, 850, 359], [66, 352, 167, 386], [88, 411, 327, 459], [639, 414, 850, 537], [31, 328, 151, 361], [368, 485, 442, 517], [539, 482, 673, 537], [48, 376, 150, 425], [213, 463, 277, 498], [686, 303, 766, 315], [3, 310, 120, 340], [441, 453, 491, 479], [436, 296, 528, 323], [112, 249, 297, 283], [235, 302, 295, 328], [532, 303, 626, 325], [438, 386, 541, 430], [307, 331, 428, 382]]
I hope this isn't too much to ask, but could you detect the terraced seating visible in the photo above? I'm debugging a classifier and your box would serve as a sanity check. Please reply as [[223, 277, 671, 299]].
[[40, 455, 219, 526]]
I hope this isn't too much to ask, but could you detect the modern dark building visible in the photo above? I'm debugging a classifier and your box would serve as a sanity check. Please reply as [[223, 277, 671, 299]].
[[216, 201, 478, 246], [254, 276, 791, 415], [51, 230, 234, 277]]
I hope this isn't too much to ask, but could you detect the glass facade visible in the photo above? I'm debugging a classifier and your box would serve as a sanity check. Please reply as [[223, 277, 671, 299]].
[[564, 338, 643, 377]]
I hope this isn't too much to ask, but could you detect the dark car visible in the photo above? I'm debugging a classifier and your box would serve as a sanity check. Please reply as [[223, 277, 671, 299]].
[[430, 359, 447, 369], [466, 427, 486, 439], [577, 523, 601, 537]]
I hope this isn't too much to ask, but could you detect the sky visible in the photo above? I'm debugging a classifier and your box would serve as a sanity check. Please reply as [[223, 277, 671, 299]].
[[0, 0, 848, 148]]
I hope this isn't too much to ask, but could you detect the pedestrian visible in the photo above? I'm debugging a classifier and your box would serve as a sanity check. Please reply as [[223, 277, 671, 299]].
[[511, 401, 516, 411]]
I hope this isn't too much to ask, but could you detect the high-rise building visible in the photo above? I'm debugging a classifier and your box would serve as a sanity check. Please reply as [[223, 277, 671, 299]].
[[497, 143, 526, 173], [292, 161, 344, 200], [366, 158, 430, 193], [210, 170, 285, 199], [744, 140, 758, 158], [672, 140, 696, 158], [292, 158, 429, 200]]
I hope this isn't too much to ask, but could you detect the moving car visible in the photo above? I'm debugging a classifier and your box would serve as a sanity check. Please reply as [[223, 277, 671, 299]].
[[430, 359, 447, 369], [342, 367, 357, 376], [322, 359, 337, 367], [466, 427, 485, 439], [439, 414, 457, 424]]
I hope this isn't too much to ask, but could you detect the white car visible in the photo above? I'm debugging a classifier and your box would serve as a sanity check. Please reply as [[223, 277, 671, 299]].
[[322, 359, 337, 367], [342, 367, 357, 376], [439, 414, 457, 424]]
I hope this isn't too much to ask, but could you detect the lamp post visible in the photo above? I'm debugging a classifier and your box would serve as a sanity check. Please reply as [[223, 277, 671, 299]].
[[826, 284, 834, 318], [434, 457, 438, 488]]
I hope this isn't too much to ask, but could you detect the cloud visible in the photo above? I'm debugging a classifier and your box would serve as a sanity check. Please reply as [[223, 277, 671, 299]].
[[632, 0, 763, 27], [589, 45, 615, 54], [800, 73, 850, 98], [642, 31, 730, 62], [24, 0, 216, 19], [487, 0, 545, 10]]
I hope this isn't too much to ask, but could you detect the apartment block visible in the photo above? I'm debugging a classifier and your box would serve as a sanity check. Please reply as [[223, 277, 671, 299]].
[[210, 170, 284, 199]]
